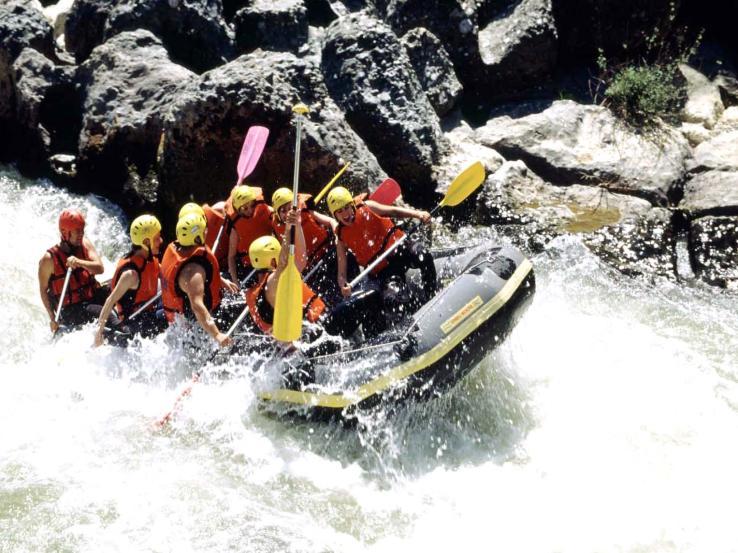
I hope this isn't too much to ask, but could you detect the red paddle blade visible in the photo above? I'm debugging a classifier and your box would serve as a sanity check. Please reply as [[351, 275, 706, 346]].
[[237, 126, 269, 183], [369, 178, 401, 204]]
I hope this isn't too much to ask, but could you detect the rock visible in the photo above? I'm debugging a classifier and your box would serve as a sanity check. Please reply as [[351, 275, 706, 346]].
[[712, 105, 738, 134], [159, 50, 385, 218], [680, 122, 710, 146], [679, 64, 724, 130], [692, 130, 738, 172], [104, 0, 234, 73], [679, 171, 738, 217], [400, 27, 462, 117], [234, 0, 308, 54], [322, 12, 446, 200], [476, 0, 557, 96], [714, 74, 738, 107], [689, 215, 738, 287], [64, 0, 110, 63], [475, 100, 692, 206], [11, 48, 78, 173], [42, 0, 74, 38], [76, 30, 196, 212]]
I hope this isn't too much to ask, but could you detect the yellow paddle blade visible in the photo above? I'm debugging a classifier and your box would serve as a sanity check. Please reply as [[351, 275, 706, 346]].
[[273, 253, 303, 342], [314, 162, 351, 204], [440, 160, 486, 207]]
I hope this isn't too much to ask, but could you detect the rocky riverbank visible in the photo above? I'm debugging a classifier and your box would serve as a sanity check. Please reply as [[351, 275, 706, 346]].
[[1, 0, 737, 287]]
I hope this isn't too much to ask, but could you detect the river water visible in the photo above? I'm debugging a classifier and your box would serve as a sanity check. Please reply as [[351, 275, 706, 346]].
[[2, 165, 737, 553]]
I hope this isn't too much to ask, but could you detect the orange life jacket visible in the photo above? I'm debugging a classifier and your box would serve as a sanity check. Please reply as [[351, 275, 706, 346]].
[[111, 250, 160, 319], [46, 243, 100, 308], [203, 204, 229, 265], [160, 242, 222, 323], [336, 200, 404, 275], [224, 188, 273, 266], [271, 193, 332, 267], [246, 272, 326, 334]]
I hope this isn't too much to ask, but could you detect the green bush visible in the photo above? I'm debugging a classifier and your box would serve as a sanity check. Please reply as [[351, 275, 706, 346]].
[[604, 64, 684, 124]]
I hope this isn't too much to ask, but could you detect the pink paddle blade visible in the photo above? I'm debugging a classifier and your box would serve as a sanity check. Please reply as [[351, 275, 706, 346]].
[[369, 178, 401, 204], [236, 125, 269, 183]]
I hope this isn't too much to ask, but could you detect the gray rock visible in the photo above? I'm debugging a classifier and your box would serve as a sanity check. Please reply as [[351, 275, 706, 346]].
[[692, 130, 738, 172], [689, 215, 738, 287], [159, 50, 385, 216], [76, 30, 196, 212], [679, 64, 724, 130], [64, 0, 110, 63], [234, 0, 308, 54], [475, 100, 692, 206], [679, 170, 738, 217], [321, 12, 446, 200], [401, 27, 462, 117], [477, 0, 557, 96], [715, 74, 738, 107]]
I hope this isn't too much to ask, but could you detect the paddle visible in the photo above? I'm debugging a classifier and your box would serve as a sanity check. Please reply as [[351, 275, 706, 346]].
[[272, 103, 309, 342], [128, 289, 160, 321], [211, 125, 270, 253], [53, 267, 72, 325], [313, 162, 350, 205], [348, 160, 486, 289], [369, 178, 401, 204]]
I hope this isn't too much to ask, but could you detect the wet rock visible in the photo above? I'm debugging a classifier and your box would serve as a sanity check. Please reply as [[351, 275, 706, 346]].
[[476, 0, 557, 96], [11, 48, 78, 173], [322, 11, 445, 200], [159, 50, 385, 218], [76, 30, 196, 212], [679, 64, 724, 130], [234, 0, 308, 54], [64, 0, 109, 63], [475, 100, 692, 206], [689, 215, 738, 287], [692, 130, 738, 172], [679, 171, 738, 217], [400, 27, 462, 117]]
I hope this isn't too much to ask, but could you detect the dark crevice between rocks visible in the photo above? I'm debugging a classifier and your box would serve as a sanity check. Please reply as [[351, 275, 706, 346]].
[[671, 208, 695, 282], [39, 82, 83, 155], [306, 0, 338, 26]]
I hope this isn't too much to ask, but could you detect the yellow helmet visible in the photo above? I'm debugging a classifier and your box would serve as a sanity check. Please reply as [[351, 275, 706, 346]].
[[176, 212, 206, 247], [232, 185, 258, 210], [178, 202, 205, 220], [249, 235, 281, 270], [327, 186, 354, 215], [130, 214, 161, 250], [271, 187, 294, 213]]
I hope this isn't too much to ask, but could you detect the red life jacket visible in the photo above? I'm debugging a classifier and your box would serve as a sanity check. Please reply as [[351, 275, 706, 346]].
[[160, 242, 222, 323], [246, 272, 326, 334], [203, 204, 229, 265], [271, 193, 332, 267], [230, 202, 274, 266], [111, 251, 160, 319], [46, 243, 99, 308], [336, 200, 404, 275]]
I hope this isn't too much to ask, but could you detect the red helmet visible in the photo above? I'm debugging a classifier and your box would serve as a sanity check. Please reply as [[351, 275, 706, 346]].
[[59, 209, 85, 239]]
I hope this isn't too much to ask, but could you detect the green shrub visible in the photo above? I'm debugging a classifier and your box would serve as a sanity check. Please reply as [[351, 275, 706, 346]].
[[604, 64, 684, 124]]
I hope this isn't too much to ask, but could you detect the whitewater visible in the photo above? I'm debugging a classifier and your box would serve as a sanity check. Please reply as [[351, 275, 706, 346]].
[[2, 165, 737, 553]]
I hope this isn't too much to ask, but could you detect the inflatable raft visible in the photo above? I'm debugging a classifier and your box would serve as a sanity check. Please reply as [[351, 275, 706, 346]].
[[256, 242, 535, 421]]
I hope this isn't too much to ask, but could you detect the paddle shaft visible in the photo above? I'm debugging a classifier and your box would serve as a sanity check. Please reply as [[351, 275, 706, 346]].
[[128, 290, 161, 320], [54, 268, 72, 323]]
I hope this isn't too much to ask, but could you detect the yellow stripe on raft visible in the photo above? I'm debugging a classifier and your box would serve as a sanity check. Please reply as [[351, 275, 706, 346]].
[[258, 258, 533, 409]]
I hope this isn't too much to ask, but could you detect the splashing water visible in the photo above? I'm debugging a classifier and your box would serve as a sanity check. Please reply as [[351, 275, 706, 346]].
[[2, 166, 738, 552]]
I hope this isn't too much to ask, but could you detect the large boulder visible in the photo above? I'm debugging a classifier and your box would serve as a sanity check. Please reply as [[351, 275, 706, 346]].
[[689, 215, 738, 288], [321, 12, 446, 200], [475, 100, 692, 206], [233, 0, 308, 54], [158, 50, 385, 218], [76, 30, 196, 213], [64, 0, 110, 63], [11, 48, 79, 173], [400, 27, 462, 117], [692, 130, 738, 172], [679, 170, 738, 217], [679, 64, 724, 130], [0, 0, 55, 158]]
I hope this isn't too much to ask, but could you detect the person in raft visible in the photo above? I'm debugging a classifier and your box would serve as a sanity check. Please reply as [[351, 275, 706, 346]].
[[226, 184, 273, 286], [270, 187, 344, 304], [38, 208, 107, 333], [327, 186, 438, 307], [160, 212, 239, 347], [178, 201, 229, 269], [93, 215, 167, 347]]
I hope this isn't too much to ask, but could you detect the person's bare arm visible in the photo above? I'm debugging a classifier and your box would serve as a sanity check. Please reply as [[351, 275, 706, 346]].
[[311, 210, 336, 230], [38, 252, 58, 332], [275, 209, 307, 274], [94, 269, 138, 347], [336, 240, 351, 298], [67, 237, 105, 274], [364, 200, 431, 223], [179, 264, 231, 347], [227, 228, 239, 285]]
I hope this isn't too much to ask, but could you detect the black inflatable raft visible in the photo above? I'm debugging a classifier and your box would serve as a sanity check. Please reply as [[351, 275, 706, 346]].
[[256, 242, 535, 420]]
